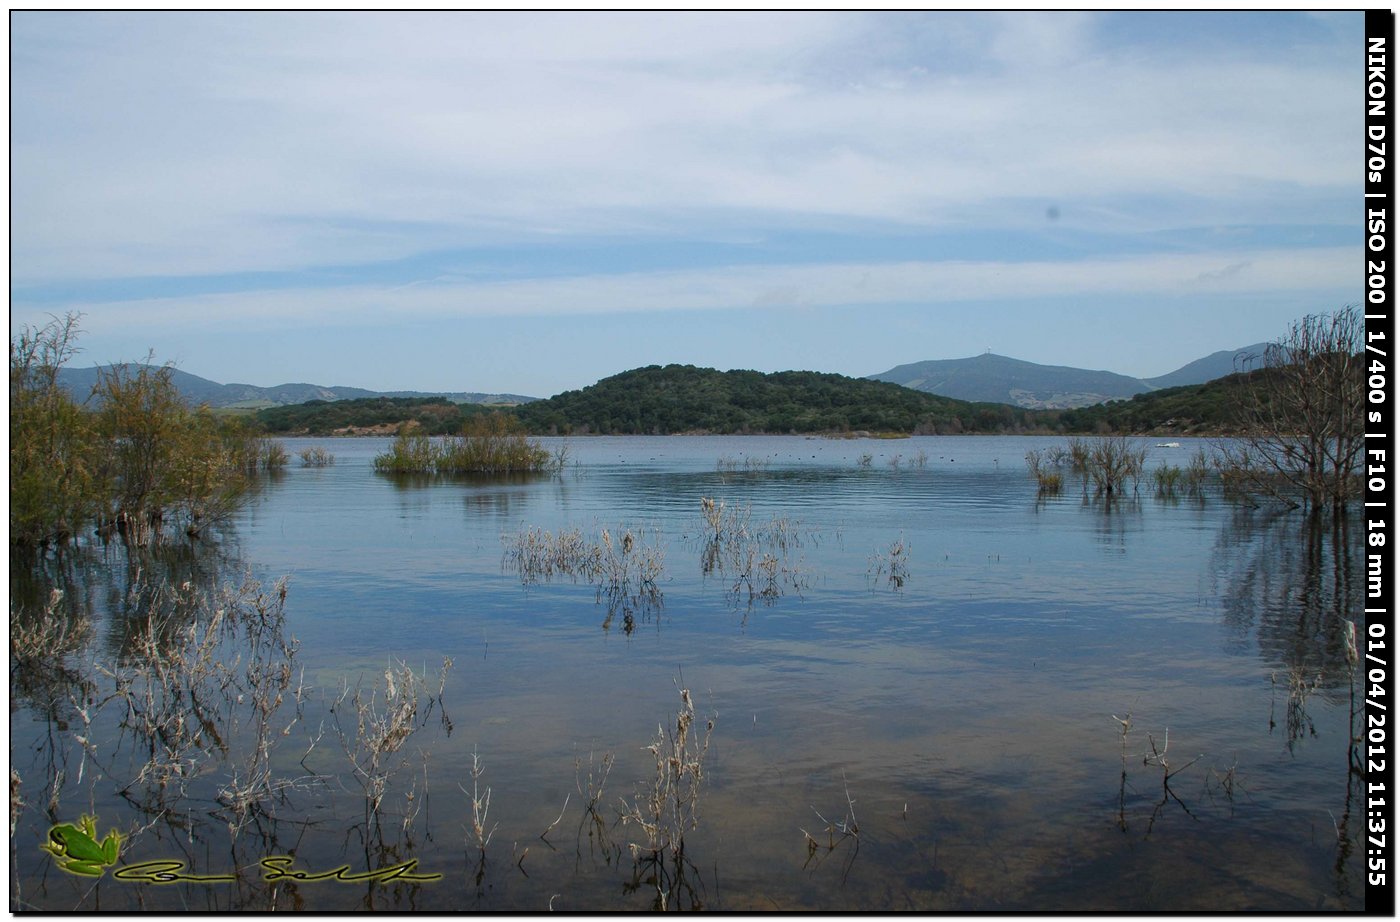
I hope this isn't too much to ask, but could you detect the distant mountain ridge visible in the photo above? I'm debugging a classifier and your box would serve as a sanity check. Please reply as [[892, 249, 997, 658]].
[[868, 344, 1268, 409], [54, 341, 1266, 414], [1141, 345, 1266, 389], [55, 365, 538, 409]]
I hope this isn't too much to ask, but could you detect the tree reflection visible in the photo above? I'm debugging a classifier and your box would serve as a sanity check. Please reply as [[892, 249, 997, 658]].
[[1212, 505, 1364, 899], [1215, 507, 1361, 688]]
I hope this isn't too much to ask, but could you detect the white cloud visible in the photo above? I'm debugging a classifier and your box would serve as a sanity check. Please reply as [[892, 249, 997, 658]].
[[11, 12, 1358, 285], [18, 246, 1354, 338]]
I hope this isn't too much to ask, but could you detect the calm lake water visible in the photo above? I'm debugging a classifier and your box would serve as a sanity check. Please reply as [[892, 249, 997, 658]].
[[11, 435, 1365, 910]]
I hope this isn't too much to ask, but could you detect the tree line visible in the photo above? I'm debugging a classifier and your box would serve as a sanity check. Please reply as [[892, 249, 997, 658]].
[[14, 306, 1365, 543], [11, 315, 285, 549]]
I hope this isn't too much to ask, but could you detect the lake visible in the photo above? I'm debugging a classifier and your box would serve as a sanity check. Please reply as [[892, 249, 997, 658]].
[[10, 435, 1364, 910]]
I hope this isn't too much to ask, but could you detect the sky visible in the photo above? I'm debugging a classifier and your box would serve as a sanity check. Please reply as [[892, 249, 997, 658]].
[[10, 11, 1364, 398]]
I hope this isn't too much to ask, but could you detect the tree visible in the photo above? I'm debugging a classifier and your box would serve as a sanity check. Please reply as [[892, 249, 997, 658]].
[[92, 358, 189, 534], [10, 313, 99, 546], [1221, 306, 1363, 513]]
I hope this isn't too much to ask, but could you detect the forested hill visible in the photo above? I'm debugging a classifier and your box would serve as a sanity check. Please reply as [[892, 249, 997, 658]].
[[253, 365, 1255, 437], [1052, 369, 1256, 435], [509, 364, 1041, 435]]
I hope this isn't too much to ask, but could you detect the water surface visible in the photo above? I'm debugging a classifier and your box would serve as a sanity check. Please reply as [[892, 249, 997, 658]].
[[10, 435, 1364, 910]]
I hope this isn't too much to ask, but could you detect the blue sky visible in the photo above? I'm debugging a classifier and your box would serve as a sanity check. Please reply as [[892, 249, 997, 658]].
[[10, 11, 1362, 398]]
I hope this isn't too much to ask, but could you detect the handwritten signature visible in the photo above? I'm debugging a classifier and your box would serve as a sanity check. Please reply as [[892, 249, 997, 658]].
[[112, 857, 441, 885]]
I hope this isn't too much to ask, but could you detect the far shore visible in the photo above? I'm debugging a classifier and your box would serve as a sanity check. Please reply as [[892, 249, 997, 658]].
[[268, 427, 1231, 439]]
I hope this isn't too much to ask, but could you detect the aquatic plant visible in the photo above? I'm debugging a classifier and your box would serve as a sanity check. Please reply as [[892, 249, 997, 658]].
[[1086, 437, 1147, 496], [373, 430, 438, 473], [83, 575, 305, 825], [801, 772, 861, 854], [619, 685, 714, 909], [504, 524, 665, 626], [699, 497, 746, 543], [1025, 448, 1066, 494], [867, 535, 909, 590], [574, 747, 618, 858], [257, 438, 289, 470], [465, 747, 497, 857], [1184, 449, 1210, 495], [375, 414, 560, 475], [298, 445, 335, 467], [331, 657, 453, 819], [716, 454, 769, 473], [697, 499, 812, 606], [1153, 463, 1183, 497], [10, 589, 92, 668]]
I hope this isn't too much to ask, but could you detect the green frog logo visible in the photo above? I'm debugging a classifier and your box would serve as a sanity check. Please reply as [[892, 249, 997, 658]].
[[40, 814, 124, 877]]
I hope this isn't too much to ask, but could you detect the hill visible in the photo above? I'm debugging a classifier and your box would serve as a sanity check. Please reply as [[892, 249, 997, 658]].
[[510, 364, 1042, 435], [256, 396, 494, 435], [1141, 343, 1268, 389], [1054, 372, 1255, 435], [867, 344, 1269, 409], [250, 364, 1256, 437], [867, 353, 1145, 409], [56, 365, 536, 409]]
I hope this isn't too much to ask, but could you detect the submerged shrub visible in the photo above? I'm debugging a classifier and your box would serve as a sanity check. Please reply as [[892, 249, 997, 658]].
[[298, 446, 335, 467], [1075, 437, 1147, 497], [504, 524, 665, 630], [1026, 448, 1066, 495], [257, 438, 289, 470], [374, 414, 560, 475], [11, 315, 273, 547], [10, 315, 100, 546], [1153, 464, 1183, 496], [373, 430, 439, 473]]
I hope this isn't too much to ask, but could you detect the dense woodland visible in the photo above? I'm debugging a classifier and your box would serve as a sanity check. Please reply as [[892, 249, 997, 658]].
[[257, 396, 491, 435], [509, 365, 1042, 434], [1053, 373, 1254, 434], [253, 363, 1258, 437]]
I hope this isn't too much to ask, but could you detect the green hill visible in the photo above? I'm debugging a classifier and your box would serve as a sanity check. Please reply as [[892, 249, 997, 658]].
[[1054, 372, 1254, 434], [256, 396, 492, 435], [251, 365, 1257, 438], [510, 364, 1042, 435]]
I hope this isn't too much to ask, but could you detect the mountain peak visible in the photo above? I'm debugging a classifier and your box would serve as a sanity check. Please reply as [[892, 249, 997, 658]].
[[868, 345, 1259, 410]]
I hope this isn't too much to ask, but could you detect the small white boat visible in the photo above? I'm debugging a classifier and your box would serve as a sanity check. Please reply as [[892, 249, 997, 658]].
[[1155, 441, 1181, 448]]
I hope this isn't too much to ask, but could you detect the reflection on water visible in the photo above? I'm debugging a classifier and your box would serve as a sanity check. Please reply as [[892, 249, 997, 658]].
[[1215, 507, 1361, 685], [9, 436, 1365, 910]]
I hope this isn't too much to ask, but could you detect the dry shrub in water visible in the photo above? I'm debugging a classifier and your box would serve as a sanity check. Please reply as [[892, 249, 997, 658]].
[[504, 524, 665, 625], [332, 658, 453, 818], [298, 446, 335, 467], [698, 498, 812, 606], [11, 589, 92, 666], [1025, 448, 1066, 494], [619, 686, 714, 861], [867, 535, 909, 590], [85, 575, 303, 825], [801, 773, 861, 857]]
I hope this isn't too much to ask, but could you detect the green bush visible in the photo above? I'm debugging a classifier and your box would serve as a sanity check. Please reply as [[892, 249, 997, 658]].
[[373, 415, 560, 475], [10, 315, 100, 546], [11, 315, 273, 547]]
